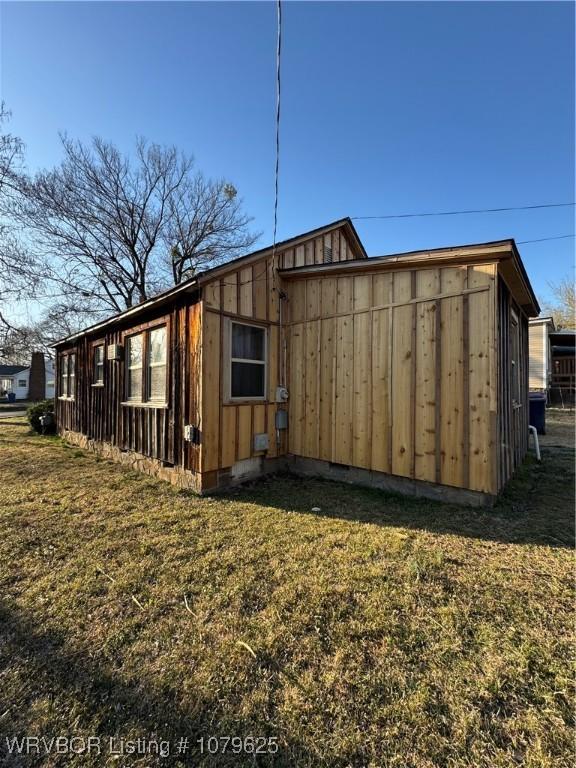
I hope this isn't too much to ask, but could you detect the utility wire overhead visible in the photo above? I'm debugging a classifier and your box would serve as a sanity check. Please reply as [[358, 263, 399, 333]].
[[352, 202, 575, 220], [516, 234, 575, 245]]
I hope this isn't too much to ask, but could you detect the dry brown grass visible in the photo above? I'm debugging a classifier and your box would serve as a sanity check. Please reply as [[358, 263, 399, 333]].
[[0, 418, 573, 767]]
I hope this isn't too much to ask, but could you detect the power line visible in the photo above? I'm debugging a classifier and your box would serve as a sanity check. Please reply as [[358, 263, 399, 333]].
[[516, 234, 575, 245], [352, 202, 575, 220], [271, 0, 282, 277]]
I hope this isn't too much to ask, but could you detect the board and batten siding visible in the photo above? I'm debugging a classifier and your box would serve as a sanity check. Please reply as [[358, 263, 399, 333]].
[[198, 226, 362, 485], [284, 263, 498, 495], [56, 300, 203, 477]]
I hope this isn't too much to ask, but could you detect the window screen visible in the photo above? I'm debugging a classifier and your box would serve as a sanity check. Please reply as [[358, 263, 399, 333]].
[[127, 334, 143, 401], [147, 326, 167, 402], [59, 356, 68, 397], [94, 345, 104, 384], [230, 322, 266, 399], [68, 354, 76, 398]]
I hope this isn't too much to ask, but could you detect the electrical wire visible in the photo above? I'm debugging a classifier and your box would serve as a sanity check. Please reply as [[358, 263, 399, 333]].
[[351, 202, 575, 220], [516, 234, 575, 245]]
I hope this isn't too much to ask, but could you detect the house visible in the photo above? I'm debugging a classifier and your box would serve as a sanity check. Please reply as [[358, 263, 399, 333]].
[[0, 365, 29, 399], [0, 354, 55, 400], [528, 318, 575, 405], [549, 327, 575, 406], [528, 316, 555, 392], [54, 218, 540, 506]]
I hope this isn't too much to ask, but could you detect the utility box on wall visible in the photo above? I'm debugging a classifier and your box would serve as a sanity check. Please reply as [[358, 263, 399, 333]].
[[253, 433, 269, 452]]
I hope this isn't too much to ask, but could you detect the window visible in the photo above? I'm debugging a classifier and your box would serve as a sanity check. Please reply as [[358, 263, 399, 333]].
[[69, 354, 75, 397], [126, 334, 143, 401], [147, 326, 167, 402], [59, 353, 75, 398], [124, 324, 168, 405], [93, 345, 104, 385], [59, 357, 68, 397], [230, 322, 266, 399], [17, 379, 27, 388]]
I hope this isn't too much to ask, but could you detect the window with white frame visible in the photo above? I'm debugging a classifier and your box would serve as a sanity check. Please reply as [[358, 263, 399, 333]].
[[229, 321, 266, 399], [125, 325, 167, 404], [147, 326, 167, 402], [59, 357, 68, 397], [93, 344, 104, 385], [69, 353, 75, 396], [17, 379, 27, 388], [59, 353, 75, 398], [126, 334, 143, 401]]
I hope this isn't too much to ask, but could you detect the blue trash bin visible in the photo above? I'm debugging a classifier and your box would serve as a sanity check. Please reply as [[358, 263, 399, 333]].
[[528, 392, 546, 435], [7, 392, 16, 403]]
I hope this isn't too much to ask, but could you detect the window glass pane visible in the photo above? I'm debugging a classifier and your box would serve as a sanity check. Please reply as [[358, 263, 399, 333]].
[[94, 346, 104, 383], [60, 357, 68, 396], [128, 368, 142, 400], [69, 354, 75, 376], [231, 361, 265, 398], [149, 326, 166, 364], [232, 324, 264, 360], [128, 334, 143, 367], [148, 364, 166, 402]]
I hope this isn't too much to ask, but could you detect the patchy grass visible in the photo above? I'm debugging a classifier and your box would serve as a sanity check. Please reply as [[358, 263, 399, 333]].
[[0, 419, 573, 767]]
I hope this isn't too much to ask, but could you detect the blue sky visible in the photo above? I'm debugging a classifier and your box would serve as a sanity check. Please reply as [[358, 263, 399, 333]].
[[1, 0, 574, 308]]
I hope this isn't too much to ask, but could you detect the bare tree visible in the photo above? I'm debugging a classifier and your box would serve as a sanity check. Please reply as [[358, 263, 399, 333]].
[[11, 135, 259, 319], [544, 275, 576, 329], [165, 176, 259, 284], [14, 136, 191, 313], [0, 104, 27, 340], [0, 102, 23, 198]]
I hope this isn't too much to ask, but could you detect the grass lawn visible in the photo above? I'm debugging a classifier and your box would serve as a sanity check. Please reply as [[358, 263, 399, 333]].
[[0, 415, 573, 767]]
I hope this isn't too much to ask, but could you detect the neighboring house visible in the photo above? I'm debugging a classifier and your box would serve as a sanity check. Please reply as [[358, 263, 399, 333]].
[[0, 365, 29, 399], [528, 317, 575, 405], [528, 316, 555, 392], [549, 328, 575, 406], [0, 356, 55, 400], [54, 218, 539, 506]]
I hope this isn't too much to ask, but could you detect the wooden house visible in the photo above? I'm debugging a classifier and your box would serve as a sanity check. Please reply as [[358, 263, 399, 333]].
[[54, 218, 540, 505]]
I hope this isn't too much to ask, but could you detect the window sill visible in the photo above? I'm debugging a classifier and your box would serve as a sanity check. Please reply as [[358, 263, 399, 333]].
[[58, 396, 74, 401], [225, 398, 268, 405], [121, 401, 168, 409], [91, 383, 104, 388]]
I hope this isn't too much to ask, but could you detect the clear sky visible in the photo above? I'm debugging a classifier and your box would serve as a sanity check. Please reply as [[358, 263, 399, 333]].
[[0, 0, 574, 308]]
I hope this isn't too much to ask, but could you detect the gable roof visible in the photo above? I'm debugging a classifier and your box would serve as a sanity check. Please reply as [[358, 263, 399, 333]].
[[0, 365, 28, 376], [54, 218, 365, 346], [280, 238, 540, 316]]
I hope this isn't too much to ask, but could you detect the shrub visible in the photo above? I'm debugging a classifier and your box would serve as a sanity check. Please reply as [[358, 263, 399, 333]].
[[27, 399, 56, 434]]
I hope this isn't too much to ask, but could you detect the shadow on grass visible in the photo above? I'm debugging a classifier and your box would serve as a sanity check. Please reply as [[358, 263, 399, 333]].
[[213, 446, 575, 549], [0, 602, 304, 767]]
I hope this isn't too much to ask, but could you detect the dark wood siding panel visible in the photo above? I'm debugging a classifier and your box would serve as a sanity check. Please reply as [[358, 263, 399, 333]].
[[56, 297, 202, 471]]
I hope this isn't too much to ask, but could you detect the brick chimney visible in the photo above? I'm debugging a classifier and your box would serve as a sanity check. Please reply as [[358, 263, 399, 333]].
[[28, 351, 46, 401]]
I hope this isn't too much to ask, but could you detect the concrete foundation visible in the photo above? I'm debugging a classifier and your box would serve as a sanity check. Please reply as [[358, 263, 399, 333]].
[[60, 431, 495, 506]]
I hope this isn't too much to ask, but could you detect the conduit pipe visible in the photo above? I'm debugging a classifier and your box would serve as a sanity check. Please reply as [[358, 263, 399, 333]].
[[528, 425, 541, 462]]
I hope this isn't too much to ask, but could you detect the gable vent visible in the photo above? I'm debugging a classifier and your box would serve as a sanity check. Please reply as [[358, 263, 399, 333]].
[[323, 245, 333, 263]]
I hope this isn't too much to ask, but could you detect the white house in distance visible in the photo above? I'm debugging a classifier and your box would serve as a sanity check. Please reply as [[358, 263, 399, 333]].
[[0, 358, 55, 400], [528, 316, 555, 392]]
